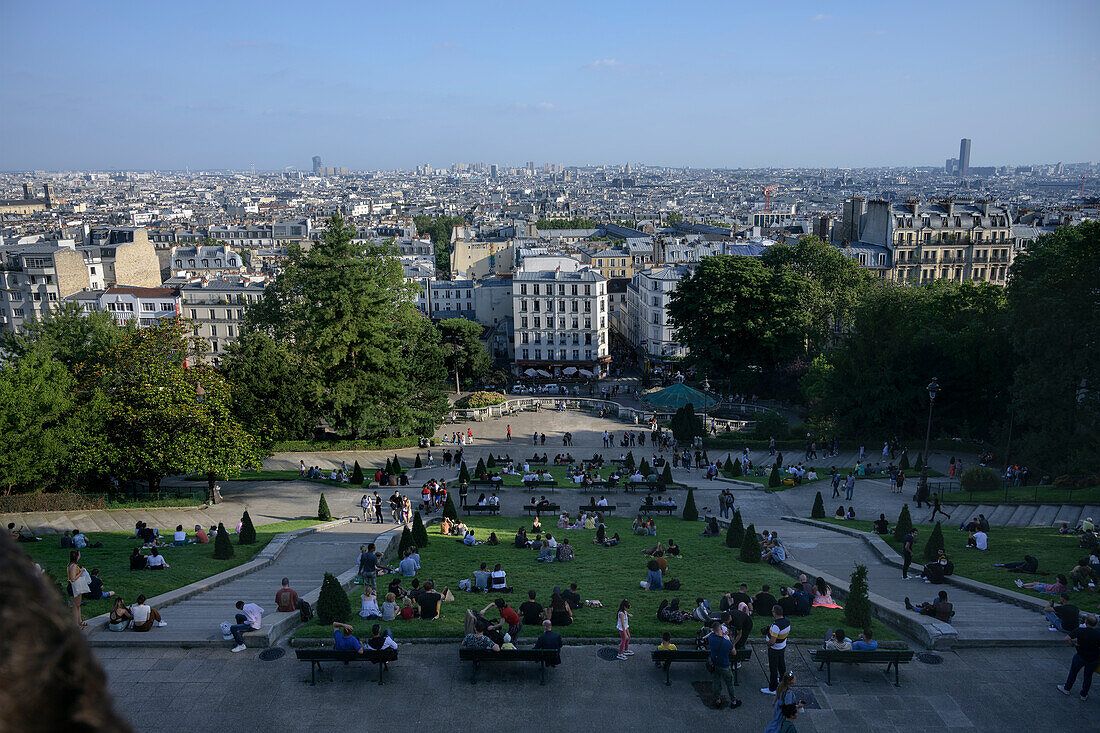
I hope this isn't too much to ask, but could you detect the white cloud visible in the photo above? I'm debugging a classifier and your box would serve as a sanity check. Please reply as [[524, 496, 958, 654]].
[[584, 58, 620, 69], [512, 102, 556, 113], [812, 13, 831, 21]]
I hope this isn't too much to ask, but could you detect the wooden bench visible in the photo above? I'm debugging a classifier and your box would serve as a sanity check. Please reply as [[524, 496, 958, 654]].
[[578, 504, 615, 515], [640, 503, 676, 515], [579, 481, 618, 493], [296, 647, 399, 685], [469, 479, 502, 489], [521, 480, 558, 492], [463, 505, 501, 516], [523, 504, 560, 515], [651, 648, 753, 686], [458, 647, 560, 684], [809, 649, 914, 687], [624, 481, 658, 493]]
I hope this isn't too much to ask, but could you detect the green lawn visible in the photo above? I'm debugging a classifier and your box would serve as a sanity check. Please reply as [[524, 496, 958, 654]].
[[23, 519, 320, 619], [185, 467, 406, 486], [820, 518, 1097, 606], [294, 517, 898, 641]]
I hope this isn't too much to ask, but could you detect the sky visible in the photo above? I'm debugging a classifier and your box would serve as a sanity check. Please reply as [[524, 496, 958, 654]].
[[2, 0, 1098, 171]]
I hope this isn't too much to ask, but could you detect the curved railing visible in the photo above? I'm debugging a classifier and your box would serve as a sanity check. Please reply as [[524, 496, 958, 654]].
[[447, 396, 755, 432]]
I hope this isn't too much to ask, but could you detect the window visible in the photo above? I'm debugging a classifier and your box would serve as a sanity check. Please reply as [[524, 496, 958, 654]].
[[522, 349, 529, 360], [521, 317, 528, 328], [533, 284, 540, 295], [142, 303, 155, 311], [534, 317, 541, 328], [559, 349, 567, 360], [571, 284, 578, 295], [584, 285, 591, 295], [522, 333, 529, 344], [211, 325, 218, 337], [534, 349, 541, 360], [558, 284, 565, 295], [585, 333, 592, 345], [521, 284, 527, 295], [161, 303, 174, 311], [573, 349, 580, 360], [190, 309, 197, 319], [90, 267, 96, 275]]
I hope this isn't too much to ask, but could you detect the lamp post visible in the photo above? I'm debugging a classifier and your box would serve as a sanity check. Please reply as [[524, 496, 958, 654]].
[[917, 377, 940, 507]]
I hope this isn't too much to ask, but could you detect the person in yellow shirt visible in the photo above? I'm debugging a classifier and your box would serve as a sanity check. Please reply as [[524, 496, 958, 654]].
[[655, 631, 677, 671]]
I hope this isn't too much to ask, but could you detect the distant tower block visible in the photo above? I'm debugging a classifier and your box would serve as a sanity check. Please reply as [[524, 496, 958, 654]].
[[312, 156, 322, 175]]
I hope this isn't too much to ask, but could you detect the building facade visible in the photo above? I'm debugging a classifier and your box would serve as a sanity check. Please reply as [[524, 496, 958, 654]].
[[624, 265, 691, 372], [511, 267, 609, 378], [179, 277, 270, 359]]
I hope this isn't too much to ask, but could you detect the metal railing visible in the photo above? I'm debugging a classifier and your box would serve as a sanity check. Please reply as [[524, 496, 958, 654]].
[[934, 478, 1092, 505]]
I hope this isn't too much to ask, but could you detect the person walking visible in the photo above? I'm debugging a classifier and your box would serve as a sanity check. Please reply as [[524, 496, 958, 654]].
[[707, 621, 742, 709], [506, 424, 511, 441], [761, 605, 790, 694], [764, 671, 804, 733], [902, 529, 918, 579], [831, 471, 841, 499], [1056, 614, 1100, 700], [360, 494, 370, 521], [616, 599, 633, 660], [928, 493, 951, 522]]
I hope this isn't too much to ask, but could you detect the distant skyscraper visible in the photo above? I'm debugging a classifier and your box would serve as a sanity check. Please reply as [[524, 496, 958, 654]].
[[490, 164, 498, 178], [526, 161, 535, 173], [958, 138, 971, 176], [312, 156, 322, 175], [946, 158, 958, 174]]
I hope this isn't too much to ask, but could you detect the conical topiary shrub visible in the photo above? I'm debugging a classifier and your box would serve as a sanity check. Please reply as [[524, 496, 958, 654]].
[[318, 493, 332, 521], [412, 511, 429, 547], [475, 457, 487, 478], [923, 521, 945, 560], [442, 492, 457, 520], [213, 522, 234, 559], [316, 571, 351, 624], [624, 451, 635, 472], [899, 451, 910, 470], [660, 462, 674, 486], [811, 491, 826, 519], [385, 457, 393, 474], [732, 458, 742, 477], [726, 509, 744, 548], [912, 453, 923, 471], [639, 458, 651, 477], [398, 526, 415, 557], [845, 563, 873, 631], [724, 454, 734, 473], [238, 510, 256, 545], [458, 461, 470, 483], [768, 465, 781, 488], [486, 454, 496, 469], [351, 461, 364, 485], [414, 453, 423, 468], [392, 456, 402, 474], [893, 504, 914, 542], [682, 486, 699, 521], [739, 523, 761, 563]]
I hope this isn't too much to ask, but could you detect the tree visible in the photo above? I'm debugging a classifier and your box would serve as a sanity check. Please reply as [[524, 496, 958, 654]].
[[924, 521, 945, 560], [412, 511, 429, 547], [213, 523, 234, 559], [238, 511, 256, 545], [893, 504, 913, 542], [731, 458, 742, 477], [385, 457, 393, 474], [811, 491, 826, 519], [670, 404, 703, 442], [739, 523, 761, 562], [1008, 222, 1100, 474], [912, 453, 923, 471], [623, 452, 635, 472], [351, 461, 364, 485], [724, 454, 734, 473], [0, 300, 131, 373], [442, 492, 457, 519], [316, 572, 351, 624], [392, 456, 402, 474], [412, 214, 467, 278], [899, 452, 910, 470], [726, 509, 744, 547], [682, 487, 698, 521], [660, 462, 674, 486], [845, 563, 873, 631], [960, 466, 999, 491], [639, 457, 652, 477], [438, 318, 491, 390], [397, 526, 415, 557], [318, 493, 332, 521], [458, 461, 470, 483], [664, 212, 683, 227], [768, 465, 781, 488], [414, 453, 423, 468], [486, 454, 496, 469], [475, 457, 487, 478], [221, 331, 315, 443]]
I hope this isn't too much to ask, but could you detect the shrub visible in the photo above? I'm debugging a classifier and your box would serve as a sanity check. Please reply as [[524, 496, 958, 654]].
[[624, 451, 635, 472], [486, 454, 496, 469], [272, 437, 419, 453], [671, 403, 704, 442], [442, 493, 457, 520], [899, 452, 910, 470], [639, 458, 652, 477], [414, 453, 423, 468], [316, 572, 351, 624], [923, 521, 945, 560], [412, 511, 429, 547], [768, 465, 781, 488], [893, 504, 913, 542], [238, 511, 256, 545], [1052, 473, 1100, 490], [751, 410, 788, 441], [811, 491, 825, 519], [385, 457, 393, 474], [0, 492, 108, 513], [845, 563, 873, 631], [318, 493, 332, 521], [351, 461, 364, 485], [682, 487, 699, 521], [726, 509, 744, 548], [660, 463, 674, 486], [724, 454, 734, 473], [475, 457, 487, 478], [458, 391, 506, 408], [397, 526, 415, 557], [911, 452, 923, 471], [213, 522, 234, 559], [458, 462, 470, 483], [391, 456, 402, 474], [731, 458, 742, 477], [960, 466, 1000, 491], [739, 523, 761, 563]]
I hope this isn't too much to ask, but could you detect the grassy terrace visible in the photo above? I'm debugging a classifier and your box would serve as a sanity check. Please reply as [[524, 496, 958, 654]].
[[23, 519, 320, 618], [721, 466, 935, 491], [294, 517, 899, 641], [819, 518, 1098, 606], [478, 464, 684, 489]]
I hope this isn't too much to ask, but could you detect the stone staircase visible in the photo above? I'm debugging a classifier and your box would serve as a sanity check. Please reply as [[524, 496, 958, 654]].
[[943, 502, 1100, 528]]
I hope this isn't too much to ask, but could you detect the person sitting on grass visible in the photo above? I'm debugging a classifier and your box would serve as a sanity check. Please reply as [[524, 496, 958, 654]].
[[489, 564, 510, 593], [546, 591, 574, 627], [481, 598, 522, 639], [173, 525, 188, 546], [360, 587, 382, 619], [851, 629, 878, 651], [333, 621, 364, 653], [194, 525, 209, 543], [812, 578, 842, 609], [905, 590, 954, 621], [8, 522, 41, 542], [83, 569, 114, 600], [417, 580, 442, 620], [556, 537, 574, 562], [462, 529, 477, 546], [1069, 559, 1098, 591], [966, 529, 988, 551], [145, 548, 169, 570], [873, 514, 890, 535], [633, 516, 647, 536], [834, 506, 845, 519], [1017, 574, 1070, 595], [642, 559, 663, 591], [129, 547, 147, 571], [994, 555, 1039, 574]]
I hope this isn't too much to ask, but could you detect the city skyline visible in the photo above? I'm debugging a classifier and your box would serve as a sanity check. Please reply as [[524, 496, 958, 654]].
[[2, 0, 1098, 170]]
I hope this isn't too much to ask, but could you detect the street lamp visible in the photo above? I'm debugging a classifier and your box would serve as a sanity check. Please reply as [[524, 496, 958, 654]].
[[917, 377, 940, 507]]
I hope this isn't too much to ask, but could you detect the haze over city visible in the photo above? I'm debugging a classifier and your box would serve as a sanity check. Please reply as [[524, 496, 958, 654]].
[[2, 0, 1098, 171]]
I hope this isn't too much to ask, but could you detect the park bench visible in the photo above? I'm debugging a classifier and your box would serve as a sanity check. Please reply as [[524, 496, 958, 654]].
[[624, 481, 658, 493], [650, 648, 753, 686], [526, 457, 548, 465], [640, 503, 676, 515], [579, 480, 618, 493], [521, 479, 558, 491], [809, 649, 914, 687], [578, 504, 615, 515], [523, 504, 560, 515], [463, 505, 501, 516], [458, 647, 560, 684], [296, 647, 398, 685]]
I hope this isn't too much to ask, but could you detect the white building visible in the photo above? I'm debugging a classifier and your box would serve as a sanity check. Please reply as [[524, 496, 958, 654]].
[[179, 277, 270, 359], [68, 285, 181, 327], [168, 244, 245, 279], [625, 265, 691, 372], [512, 267, 609, 378]]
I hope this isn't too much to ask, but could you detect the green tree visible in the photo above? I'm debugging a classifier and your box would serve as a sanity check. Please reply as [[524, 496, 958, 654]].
[[0, 300, 132, 373], [412, 511, 429, 547], [623, 452, 635, 472], [768, 465, 781, 488], [316, 571, 351, 624], [385, 457, 393, 474], [475, 457, 486, 478], [351, 461, 364, 485], [413, 214, 467, 278], [238, 511, 256, 544], [439, 318, 491, 390], [486, 454, 496, 469], [682, 486, 698, 521], [664, 212, 683, 227], [670, 404, 703, 442], [811, 491, 826, 519], [213, 522, 234, 559], [414, 453, 423, 468], [724, 454, 734, 473], [397, 526, 415, 557], [1008, 222, 1100, 474], [458, 461, 470, 483], [660, 462, 674, 486], [893, 504, 914, 542], [960, 466, 999, 491], [639, 457, 652, 477], [924, 521, 946, 560], [221, 331, 315, 443], [844, 563, 873, 630], [535, 217, 602, 230], [726, 509, 744, 547], [442, 492, 457, 519], [731, 458, 742, 477], [392, 456, 402, 474], [318, 493, 332, 521], [899, 452, 910, 470], [739, 523, 761, 562]]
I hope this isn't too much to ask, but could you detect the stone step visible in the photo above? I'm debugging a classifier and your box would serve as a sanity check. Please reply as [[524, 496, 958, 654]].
[[1053, 505, 1083, 529], [949, 505, 978, 522], [1028, 505, 1061, 527], [1006, 504, 1037, 528], [987, 504, 1019, 526]]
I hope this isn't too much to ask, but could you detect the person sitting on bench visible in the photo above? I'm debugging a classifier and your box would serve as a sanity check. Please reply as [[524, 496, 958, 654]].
[[461, 626, 499, 651], [851, 628, 878, 651], [824, 628, 852, 650], [905, 590, 955, 621], [333, 622, 364, 653]]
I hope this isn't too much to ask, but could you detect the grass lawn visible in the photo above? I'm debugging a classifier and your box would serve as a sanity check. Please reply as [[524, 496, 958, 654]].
[[820, 518, 1099, 607], [484, 465, 682, 489], [23, 519, 320, 619], [293, 517, 898, 642]]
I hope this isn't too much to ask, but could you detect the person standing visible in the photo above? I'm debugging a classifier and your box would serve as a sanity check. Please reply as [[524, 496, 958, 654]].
[[616, 599, 632, 660], [764, 671, 804, 733], [506, 424, 511, 441], [459, 482, 468, 509], [761, 605, 790, 694], [360, 494, 370, 521], [844, 473, 856, 501], [373, 492, 384, 524], [1056, 614, 1100, 700], [66, 550, 92, 629], [707, 621, 742, 709], [902, 528, 918, 579], [831, 471, 842, 499]]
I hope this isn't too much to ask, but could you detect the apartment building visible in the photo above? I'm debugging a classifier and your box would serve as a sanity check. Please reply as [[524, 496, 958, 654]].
[[179, 277, 270, 359], [512, 267, 610, 378], [624, 265, 691, 372], [578, 243, 634, 279], [68, 285, 181, 327], [168, 244, 246, 278]]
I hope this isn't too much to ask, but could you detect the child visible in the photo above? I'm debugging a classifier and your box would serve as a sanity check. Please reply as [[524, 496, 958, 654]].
[[655, 630, 676, 670]]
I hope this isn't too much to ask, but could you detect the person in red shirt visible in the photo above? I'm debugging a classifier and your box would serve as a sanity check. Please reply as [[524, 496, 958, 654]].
[[194, 525, 209, 544], [275, 577, 299, 613], [482, 599, 522, 639]]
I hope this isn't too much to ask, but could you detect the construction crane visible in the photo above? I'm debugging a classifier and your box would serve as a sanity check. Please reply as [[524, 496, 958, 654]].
[[763, 185, 780, 212]]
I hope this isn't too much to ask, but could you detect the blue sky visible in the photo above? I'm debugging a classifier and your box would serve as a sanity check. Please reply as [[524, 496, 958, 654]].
[[2, 0, 1097, 170]]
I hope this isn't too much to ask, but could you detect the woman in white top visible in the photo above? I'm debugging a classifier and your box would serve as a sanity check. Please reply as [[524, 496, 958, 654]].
[[67, 550, 91, 629], [146, 548, 170, 569], [616, 599, 633, 660], [360, 588, 382, 619], [173, 524, 187, 546]]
